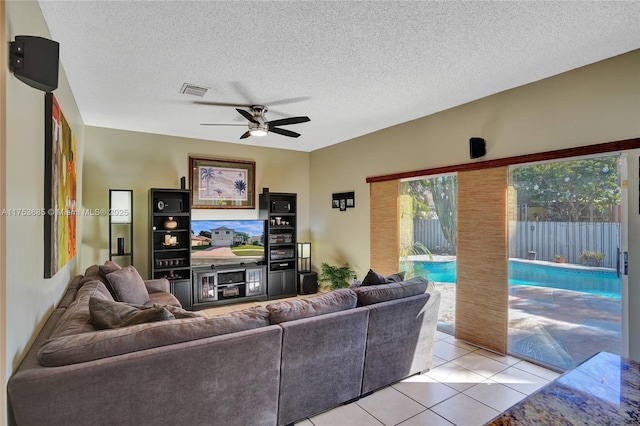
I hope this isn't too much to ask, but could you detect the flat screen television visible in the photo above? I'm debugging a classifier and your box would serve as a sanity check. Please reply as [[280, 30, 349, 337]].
[[191, 220, 265, 267]]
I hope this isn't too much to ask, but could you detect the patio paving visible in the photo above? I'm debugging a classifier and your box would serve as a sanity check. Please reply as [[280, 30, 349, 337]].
[[432, 282, 622, 371]]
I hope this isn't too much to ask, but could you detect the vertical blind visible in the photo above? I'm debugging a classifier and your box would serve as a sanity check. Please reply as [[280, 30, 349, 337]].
[[370, 179, 400, 275], [456, 167, 508, 354]]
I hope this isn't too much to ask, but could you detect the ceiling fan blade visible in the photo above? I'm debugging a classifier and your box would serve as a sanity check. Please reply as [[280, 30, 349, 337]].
[[240, 130, 252, 139], [268, 116, 310, 127], [263, 96, 311, 107], [269, 127, 301, 138], [200, 123, 247, 126], [236, 108, 259, 124], [193, 100, 252, 108]]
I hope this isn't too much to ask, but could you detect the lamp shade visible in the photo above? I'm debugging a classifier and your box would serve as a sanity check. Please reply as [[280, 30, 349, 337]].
[[297, 241, 311, 272], [110, 190, 132, 224], [299, 242, 311, 258]]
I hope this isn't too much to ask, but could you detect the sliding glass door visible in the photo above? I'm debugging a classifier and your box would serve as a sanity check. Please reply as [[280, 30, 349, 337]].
[[507, 155, 624, 370], [400, 174, 457, 334]]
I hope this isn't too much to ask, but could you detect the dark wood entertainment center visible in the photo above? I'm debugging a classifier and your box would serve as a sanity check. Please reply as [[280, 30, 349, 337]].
[[149, 187, 299, 310]]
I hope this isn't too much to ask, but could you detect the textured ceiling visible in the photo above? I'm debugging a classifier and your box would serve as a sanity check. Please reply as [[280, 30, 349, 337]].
[[37, 1, 640, 152]]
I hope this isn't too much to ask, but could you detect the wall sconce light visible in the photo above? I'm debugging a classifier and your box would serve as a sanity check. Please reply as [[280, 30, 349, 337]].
[[297, 241, 312, 273]]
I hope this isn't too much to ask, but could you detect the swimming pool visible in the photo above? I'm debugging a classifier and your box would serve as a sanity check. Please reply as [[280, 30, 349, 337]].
[[410, 259, 621, 299]]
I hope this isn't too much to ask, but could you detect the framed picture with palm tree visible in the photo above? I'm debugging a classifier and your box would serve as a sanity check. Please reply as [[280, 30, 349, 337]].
[[189, 156, 255, 209]]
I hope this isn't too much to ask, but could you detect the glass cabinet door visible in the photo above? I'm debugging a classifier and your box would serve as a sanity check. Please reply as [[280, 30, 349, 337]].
[[246, 268, 263, 295]]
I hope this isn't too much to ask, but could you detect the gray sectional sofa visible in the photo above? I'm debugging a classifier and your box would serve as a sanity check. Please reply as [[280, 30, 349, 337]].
[[8, 263, 441, 426]]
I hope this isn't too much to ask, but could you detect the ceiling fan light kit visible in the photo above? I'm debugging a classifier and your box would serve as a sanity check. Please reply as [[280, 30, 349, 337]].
[[200, 103, 310, 139]]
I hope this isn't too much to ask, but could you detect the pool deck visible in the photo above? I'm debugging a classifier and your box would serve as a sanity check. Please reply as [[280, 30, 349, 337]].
[[433, 282, 621, 371]]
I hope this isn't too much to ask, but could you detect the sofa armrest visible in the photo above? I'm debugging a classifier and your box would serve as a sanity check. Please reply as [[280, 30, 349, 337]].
[[144, 278, 170, 294]]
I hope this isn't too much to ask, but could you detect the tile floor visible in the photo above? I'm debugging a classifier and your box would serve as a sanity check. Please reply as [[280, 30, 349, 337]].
[[202, 299, 561, 426], [295, 331, 560, 426]]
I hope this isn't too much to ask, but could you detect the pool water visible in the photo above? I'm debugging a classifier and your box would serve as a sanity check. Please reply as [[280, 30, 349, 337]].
[[411, 259, 621, 299]]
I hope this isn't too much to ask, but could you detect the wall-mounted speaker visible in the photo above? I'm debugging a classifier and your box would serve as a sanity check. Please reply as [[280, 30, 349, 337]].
[[469, 137, 486, 159], [10, 36, 59, 92]]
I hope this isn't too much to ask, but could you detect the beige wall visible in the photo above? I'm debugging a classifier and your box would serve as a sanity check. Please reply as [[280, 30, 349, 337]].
[[309, 50, 640, 357], [82, 127, 310, 278], [1, 1, 7, 421], [3, 0, 86, 418]]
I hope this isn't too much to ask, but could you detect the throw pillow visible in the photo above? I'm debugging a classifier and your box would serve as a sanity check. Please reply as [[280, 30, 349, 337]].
[[361, 269, 388, 286], [89, 297, 175, 329], [154, 304, 203, 319], [385, 271, 406, 283], [361, 269, 406, 286], [105, 265, 150, 305], [98, 260, 123, 300]]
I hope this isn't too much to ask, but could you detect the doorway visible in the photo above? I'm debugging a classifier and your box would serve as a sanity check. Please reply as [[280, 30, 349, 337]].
[[400, 174, 458, 334], [507, 155, 624, 370]]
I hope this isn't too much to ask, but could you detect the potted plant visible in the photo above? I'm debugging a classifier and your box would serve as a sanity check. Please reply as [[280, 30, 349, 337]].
[[554, 254, 565, 263], [319, 262, 355, 290], [527, 250, 537, 260], [580, 250, 605, 267]]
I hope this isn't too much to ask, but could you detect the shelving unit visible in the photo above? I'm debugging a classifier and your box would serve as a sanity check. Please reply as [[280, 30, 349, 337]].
[[148, 188, 192, 309], [259, 190, 297, 299]]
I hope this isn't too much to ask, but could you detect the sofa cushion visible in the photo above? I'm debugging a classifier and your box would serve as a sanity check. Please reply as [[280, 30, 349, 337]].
[[353, 276, 429, 306], [49, 281, 114, 339], [38, 305, 270, 367], [105, 265, 150, 305], [361, 269, 406, 286], [266, 289, 357, 324], [89, 297, 176, 329]]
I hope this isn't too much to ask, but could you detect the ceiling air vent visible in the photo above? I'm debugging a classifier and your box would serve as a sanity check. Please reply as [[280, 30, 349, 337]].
[[180, 83, 209, 97]]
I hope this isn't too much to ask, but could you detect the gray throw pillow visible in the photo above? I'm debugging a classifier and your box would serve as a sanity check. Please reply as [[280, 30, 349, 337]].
[[361, 269, 406, 286], [153, 304, 203, 319], [89, 297, 174, 329], [97, 260, 123, 300], [362, 269, 388, 285], [105, 265, 150, 305]]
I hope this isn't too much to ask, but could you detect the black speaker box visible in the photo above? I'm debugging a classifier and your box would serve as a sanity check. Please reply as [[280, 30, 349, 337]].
[[10, 36, 59, 92], [469, 137, 486, 159], [298, 272, 318, 295]]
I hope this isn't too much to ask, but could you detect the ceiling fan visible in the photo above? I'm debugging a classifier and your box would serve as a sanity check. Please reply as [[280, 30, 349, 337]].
[[200, 105, 310, 139]]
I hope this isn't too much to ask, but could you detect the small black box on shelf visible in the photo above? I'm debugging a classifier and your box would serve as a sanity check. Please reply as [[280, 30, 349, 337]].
[[154, 197, 183, 213], [271, 200, 291, 213]]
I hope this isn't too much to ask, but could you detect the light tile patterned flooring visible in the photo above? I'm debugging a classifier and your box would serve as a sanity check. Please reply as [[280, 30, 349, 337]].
[[202, 300, 560, 426]]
